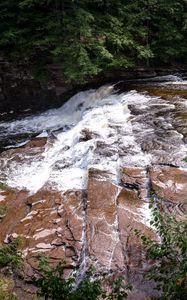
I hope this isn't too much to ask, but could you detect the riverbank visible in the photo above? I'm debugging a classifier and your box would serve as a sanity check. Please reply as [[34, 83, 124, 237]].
[[0, 58, 187, 120]]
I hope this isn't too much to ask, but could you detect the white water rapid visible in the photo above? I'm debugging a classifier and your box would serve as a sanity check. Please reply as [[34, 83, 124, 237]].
[[0, 83, 187, 194]]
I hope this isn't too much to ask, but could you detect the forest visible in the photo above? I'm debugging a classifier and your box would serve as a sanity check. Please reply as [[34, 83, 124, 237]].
[[0, 0, 187, 83]]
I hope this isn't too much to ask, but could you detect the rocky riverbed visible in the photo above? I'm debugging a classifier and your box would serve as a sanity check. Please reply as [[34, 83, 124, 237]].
[[0, 75, 187, 299]]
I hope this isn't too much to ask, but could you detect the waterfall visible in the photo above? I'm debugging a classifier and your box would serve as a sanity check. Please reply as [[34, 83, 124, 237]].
[[0, 80, 187, 195]]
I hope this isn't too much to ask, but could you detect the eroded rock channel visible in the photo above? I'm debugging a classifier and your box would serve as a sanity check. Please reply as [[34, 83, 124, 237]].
[[0, 76, 187, 299]]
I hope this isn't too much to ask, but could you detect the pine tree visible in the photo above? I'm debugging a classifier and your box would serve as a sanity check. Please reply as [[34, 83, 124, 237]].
[[0, 0, 186, 82]]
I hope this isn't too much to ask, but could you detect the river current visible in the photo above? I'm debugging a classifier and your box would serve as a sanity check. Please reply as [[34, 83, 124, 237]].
[[0, 75, 187, 194]]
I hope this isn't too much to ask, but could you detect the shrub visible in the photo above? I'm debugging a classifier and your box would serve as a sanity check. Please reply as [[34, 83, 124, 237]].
[[34, 256, 131, 300], [34, 257, 75, 300], [0, 182, 8, 190], [107, 276, 131, 300], [70, 267, 105, 300], [0, 205, 8, 219], [0, 237, 23, 271], [135, 202, 187, 300]]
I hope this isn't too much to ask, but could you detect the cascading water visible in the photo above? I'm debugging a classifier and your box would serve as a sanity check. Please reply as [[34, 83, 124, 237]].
[[0, 80, 187, 194]]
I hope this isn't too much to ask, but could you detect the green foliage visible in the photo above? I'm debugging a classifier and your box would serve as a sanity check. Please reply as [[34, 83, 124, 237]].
[[0, 182, 8, 190], [107, 277, 132, 300], [34, 256, 131, 300], [0, 237, 23, 271], [135, 202, 187, 300], [70, 267, 105, 300], [34, 257, 75, 300], [0, 0, 186, 83], [0, 205, 8, 219], [0, 276, 18, 300], [0, 238, 22, 299]]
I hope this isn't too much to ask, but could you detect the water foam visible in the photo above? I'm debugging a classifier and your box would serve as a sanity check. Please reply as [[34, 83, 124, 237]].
[[0, 87, 153, 193], [0, 84, 186, 194]]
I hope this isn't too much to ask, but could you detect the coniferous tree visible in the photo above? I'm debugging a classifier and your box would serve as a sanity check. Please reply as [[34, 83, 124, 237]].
[[0, 0, 186, 82]]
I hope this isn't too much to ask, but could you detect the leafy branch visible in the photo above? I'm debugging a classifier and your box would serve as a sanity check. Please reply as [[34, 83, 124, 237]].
[[135, 201, 187, 300]]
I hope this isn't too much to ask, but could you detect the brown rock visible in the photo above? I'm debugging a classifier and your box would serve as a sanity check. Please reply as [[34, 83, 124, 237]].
[[87, 168, 125, 270], [121, 167, 149, 200], [150, 166, 187, 207], [24, 137, 47, 148], [0, 188, 85, 276], [117, 188, 154, 271]]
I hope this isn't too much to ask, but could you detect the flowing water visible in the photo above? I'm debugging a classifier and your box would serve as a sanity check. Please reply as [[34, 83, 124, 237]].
[[0, 75, 187, 194]]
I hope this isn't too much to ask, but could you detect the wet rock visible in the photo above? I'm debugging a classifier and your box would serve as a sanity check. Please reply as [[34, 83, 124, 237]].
[[24, 137, 47, 148], [87, 168, 124, 270], [86, 168, 154, 275], [0, 188, 85, 278], [0, 189, 30, 240], [150, 165, 187, 207], [79, 128, 99, 141], [117, 188, 154, 271], [0, 167, 169, 299], [121, 167, 149, 200], [85, 171, 157, 299], [51, 238, 64, 246]]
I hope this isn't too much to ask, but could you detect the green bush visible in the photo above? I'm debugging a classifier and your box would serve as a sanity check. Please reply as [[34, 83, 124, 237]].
[[135, 202, 187, 300], [0, 182, 8, 190], [0, 237, 23, 271], [0, 205, 8, 219], [34, 256, 131, 300]]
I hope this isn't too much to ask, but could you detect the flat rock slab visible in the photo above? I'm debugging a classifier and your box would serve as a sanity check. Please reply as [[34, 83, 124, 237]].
[[150, 166, 187, 208], [0, 188, 85, 276]]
